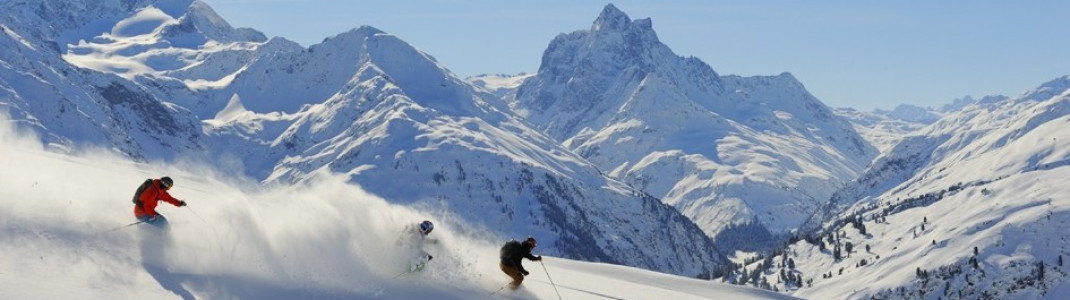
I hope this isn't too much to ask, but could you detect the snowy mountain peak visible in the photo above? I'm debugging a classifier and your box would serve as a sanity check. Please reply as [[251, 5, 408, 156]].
[[887, 104, 941, 124], [305, 25, 488, 117], [514, 5, 876, 243], [593, 4, 632, 31], [323, 25, 387, 42], [212, 94, 249, 122], [1020, 75, 1070, 103], [728, 72, 807, 95], [1, 0, 262, 49], [259, 36, 305, 53], [976, 94, 1010, 105], [590, 4, 659, 48], [187, 0, 228, 23], [307, 26, 398, 63], [306, 26, 385, 62], [515, 4, 709, 137], [159, 0, 267, 46], [150, 0, 198, 18], [939, 95, 979, 113], [776, 72, 803, 88]]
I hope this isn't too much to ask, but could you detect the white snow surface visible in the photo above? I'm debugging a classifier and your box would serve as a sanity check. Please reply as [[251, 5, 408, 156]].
[[0, 121, 793, 300], [61, 4, 264, 85], [467, 73, 533, 107], [728, 77, 1070, 299], [833, 107, 929, 154], [468, 73, 534, 93]]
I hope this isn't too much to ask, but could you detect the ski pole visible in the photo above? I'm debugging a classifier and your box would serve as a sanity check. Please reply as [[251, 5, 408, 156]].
[[186, 205, 209, 224], [186, 205, 221, 234], [101, 220, 145, 234], [539, 260, 562, 300], [186, 205, 225, 255]]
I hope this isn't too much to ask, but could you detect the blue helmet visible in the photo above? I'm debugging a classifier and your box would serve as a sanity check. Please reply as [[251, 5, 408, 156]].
[[419, 220, 434, 235]]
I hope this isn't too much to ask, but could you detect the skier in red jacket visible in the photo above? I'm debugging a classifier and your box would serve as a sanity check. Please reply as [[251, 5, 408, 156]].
[[132, 176, 186, 228]]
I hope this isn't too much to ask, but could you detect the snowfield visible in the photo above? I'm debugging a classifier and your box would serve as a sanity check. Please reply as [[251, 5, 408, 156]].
[[721, 79, 1070, 299], [0, 119, 793, 300]]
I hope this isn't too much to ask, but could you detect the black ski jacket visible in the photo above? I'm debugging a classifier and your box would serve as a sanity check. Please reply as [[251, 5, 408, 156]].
[[500, 240, 537, 273]]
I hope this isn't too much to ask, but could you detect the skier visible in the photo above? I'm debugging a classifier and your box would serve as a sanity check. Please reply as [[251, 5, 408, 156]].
[[132, 176, 186, 228], [499, 236, 542, 289], [397, 220, 437, 272]]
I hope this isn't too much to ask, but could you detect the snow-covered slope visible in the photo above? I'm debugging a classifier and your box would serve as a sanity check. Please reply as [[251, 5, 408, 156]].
[[728, 76, 1070, 299], [60, 0, 266, 80], [834, 108, 929, 154], [0, 0, 268, 160], [0, 0, 723, 276], [0, 18, 205, 161], [512, 4, 877, 240], [467, 72, 533, 103], [0, 121, 795, 300]]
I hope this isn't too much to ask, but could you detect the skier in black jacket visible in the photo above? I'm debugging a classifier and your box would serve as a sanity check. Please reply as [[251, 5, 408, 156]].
[[499, 236, 542, 288]]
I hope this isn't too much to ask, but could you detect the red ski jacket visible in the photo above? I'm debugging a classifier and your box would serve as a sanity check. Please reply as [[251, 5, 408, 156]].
[[133, 179, 181, 218]]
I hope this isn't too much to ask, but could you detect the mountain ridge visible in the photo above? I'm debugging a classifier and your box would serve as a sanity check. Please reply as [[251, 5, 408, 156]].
[[512, 5, 876, 239], [0, 0, 726, 277], [732, 77, 1070, 299]]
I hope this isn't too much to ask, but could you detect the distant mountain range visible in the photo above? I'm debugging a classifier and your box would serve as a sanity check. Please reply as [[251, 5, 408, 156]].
[[6, 2, 1067, 296], [0, 0, 723, 276], [728, 77, 1070, 299]]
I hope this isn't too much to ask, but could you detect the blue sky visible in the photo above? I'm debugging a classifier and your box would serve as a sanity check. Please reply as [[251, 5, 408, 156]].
[[204, 0, 1070, 111]]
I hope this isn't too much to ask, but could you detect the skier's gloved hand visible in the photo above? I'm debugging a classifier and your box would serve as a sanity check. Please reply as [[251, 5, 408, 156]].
[[178, 200, 187, 207], [535, 256, 543, 261], [522, 270, 529, 276]]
